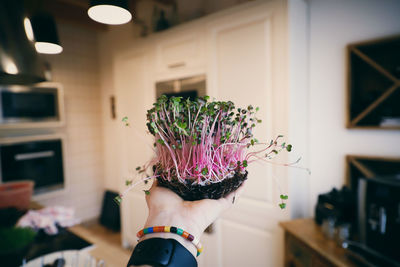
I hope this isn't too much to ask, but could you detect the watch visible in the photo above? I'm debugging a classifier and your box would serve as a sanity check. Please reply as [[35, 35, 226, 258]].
[[127, 238, 198, 267]]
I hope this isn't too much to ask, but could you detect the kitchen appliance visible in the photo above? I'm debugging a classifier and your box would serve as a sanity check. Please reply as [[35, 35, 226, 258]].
[[315, 186, 356, 225], [357, 176, 400, 263], [341, 175, 400, 266], [0, 135, 65, 195], [156, 75, 206, 100], [0, 82, 64, 129]]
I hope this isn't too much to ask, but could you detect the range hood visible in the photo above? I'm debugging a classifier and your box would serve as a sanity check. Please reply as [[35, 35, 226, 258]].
[[0, 0, 46, 85]]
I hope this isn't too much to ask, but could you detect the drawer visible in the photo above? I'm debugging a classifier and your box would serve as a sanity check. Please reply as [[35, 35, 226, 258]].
[[286, 234, 312, 267]]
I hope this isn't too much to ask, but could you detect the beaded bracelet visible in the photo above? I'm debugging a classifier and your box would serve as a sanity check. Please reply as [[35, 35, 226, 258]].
[[137, 226, 203, 256]]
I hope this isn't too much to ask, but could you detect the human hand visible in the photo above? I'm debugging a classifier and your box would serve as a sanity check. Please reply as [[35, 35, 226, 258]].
[[140, 180, 246, 257]]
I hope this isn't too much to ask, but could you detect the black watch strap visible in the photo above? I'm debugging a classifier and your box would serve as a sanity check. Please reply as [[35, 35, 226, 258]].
[[127, 238, 198, 267]]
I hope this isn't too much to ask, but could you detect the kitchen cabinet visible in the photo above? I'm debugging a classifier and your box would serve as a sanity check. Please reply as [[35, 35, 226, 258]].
[[204, 1, 289, 266], [114, 1, 290, 266], [280, 219, 359, 267], [112, 48, 154, 247], [155, 29, 206, 81]]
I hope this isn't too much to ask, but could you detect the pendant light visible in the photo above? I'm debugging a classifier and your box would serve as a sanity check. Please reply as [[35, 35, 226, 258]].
[[0, 0, 46, 84], [30, 12, 63, 54], [88, 0, 132, 25]]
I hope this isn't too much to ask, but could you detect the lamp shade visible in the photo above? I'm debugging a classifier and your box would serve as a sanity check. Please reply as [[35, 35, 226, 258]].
[[88, 0, 132, 25], [0, 0, 46, 84], [30, 12, 63, 54]]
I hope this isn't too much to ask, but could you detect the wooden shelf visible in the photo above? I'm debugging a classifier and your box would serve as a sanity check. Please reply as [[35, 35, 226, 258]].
[[345, 155, 400, 190], [280, 218, 359, 267], [347, 35, 400, 129]]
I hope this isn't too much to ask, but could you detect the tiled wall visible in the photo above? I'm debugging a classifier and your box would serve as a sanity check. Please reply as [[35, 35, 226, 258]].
[[38, 22, 104, 221]]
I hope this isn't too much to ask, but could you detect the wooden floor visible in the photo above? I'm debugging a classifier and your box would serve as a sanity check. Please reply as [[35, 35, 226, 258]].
[[69, 223, 132, 267]]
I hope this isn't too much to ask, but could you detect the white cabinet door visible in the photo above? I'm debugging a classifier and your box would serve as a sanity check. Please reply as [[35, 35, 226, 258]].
[[155, 29, 206, 81], [113, 49, 155, 247], [204, 1, 289, 266]]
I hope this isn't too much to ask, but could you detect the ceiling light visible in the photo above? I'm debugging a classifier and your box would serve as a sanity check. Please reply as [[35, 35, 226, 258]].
[[30, 12, 63, 54], [88, 0, 132, 25]]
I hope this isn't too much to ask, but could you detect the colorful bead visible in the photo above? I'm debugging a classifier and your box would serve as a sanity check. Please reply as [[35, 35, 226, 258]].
[[136, 226, 203, 257], [187, 234, 194, 242], [182, 231, 189, 239], [137, 229, 144, 238], [154, 226, 164, 232]]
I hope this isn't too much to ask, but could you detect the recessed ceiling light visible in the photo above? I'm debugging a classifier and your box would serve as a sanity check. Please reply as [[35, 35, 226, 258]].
[[88, 0, 132, 25]]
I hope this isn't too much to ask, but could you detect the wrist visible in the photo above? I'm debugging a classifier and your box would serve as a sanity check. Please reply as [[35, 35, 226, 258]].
[[145, 210, 203, 238], [139, 232, 197, 257], [142, 211, 204, 258]]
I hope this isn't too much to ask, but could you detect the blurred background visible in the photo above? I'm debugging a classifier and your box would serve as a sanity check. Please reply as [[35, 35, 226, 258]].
[[0, 0, 399, 266]]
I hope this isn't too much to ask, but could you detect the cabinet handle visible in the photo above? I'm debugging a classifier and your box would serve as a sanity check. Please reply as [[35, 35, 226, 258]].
[[168, 62, 186, 68], [15, 151, 55, 161]]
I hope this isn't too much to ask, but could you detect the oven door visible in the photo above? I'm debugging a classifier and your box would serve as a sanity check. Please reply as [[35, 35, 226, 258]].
[[0, 136, 65, 195]]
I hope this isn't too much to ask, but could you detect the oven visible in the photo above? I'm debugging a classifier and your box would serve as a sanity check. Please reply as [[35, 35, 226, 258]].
[[0, 135, 65, 195]]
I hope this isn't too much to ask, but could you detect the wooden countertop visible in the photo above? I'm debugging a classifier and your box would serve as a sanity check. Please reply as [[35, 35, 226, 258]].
[[280, 218, 358, 267]]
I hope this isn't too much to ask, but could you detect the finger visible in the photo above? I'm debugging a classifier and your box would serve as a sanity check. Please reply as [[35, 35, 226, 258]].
[[235, 180, 247, 198], [150, 179, 158, 190], [222, 180, 247, 205]]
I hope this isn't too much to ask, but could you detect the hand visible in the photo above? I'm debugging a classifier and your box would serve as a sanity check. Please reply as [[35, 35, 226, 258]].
[[140, 180, 246, 256]]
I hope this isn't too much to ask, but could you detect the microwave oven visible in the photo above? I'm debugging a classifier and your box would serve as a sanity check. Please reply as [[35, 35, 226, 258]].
[[0, 82, 64, 129]]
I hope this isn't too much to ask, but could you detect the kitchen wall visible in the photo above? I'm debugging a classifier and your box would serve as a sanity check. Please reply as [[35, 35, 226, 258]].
[[98, 0, 400, 219], [307, 0, 400, 215], [36, 22, 104, 221]]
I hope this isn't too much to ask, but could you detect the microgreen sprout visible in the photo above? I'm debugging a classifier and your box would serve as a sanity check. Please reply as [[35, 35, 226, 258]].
[[115, 96, 305, 209]]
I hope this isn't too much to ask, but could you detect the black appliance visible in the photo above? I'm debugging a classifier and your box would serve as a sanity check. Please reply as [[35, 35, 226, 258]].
[[315, 186, 356, 225], [356, 176, 400, 264], [0, 136, 65, 195], [0, 83, 64, 128]]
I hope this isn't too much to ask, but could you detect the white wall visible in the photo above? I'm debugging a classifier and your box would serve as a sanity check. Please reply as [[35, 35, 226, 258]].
[[308, 0, 400, 215], [36, 23, 104, 221]]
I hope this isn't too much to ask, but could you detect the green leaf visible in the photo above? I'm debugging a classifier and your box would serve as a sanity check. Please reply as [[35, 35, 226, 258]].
[[286, 144, 292, 152], [272, 149, 278, 154], [242, 160, 248, 167], [201, 167, 208, 175], [136, 166, 141, 171], [157, 139, 165, 145], [114, 196, 122, 206], [255, 107, 260, 112], [122, 116, 128, 122], [280, 194, 288, 200], [279, 203, 286, 209], [143, 190, 150, 195], [126, 180, 133, 186]]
